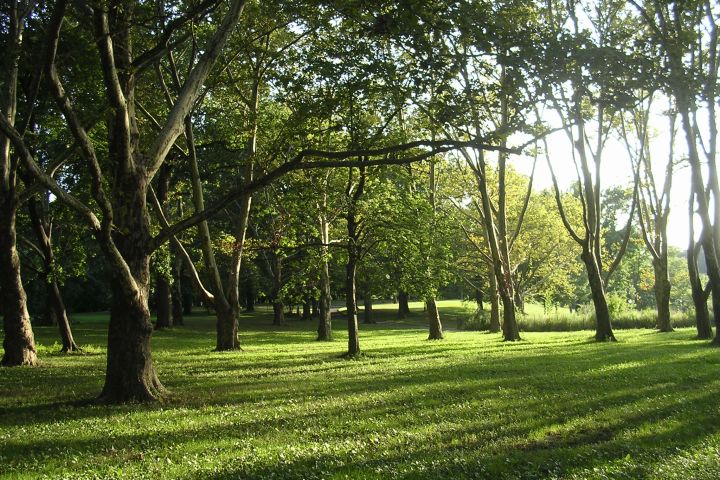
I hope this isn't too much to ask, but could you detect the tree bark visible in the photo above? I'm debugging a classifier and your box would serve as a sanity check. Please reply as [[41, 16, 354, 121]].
[[397, 291, 410, 318], [49, 279, 78, 352], [154, 275, 171, 329], [27, 196, 79, 350], [317, 214, 332, 340], [154, 163, 172, 330], [346, 250, 360, 356], [582, 250, 615, 341], [170, 253, 184, 326], [0, 202, 37, 366], [363, 295, 374, 324], [652, 257, 672, 332], [271, 253, 284, 326], [688, 237, 712, 339], [302, 300, 311, 321], [427, 298, 443, 340], [98, 177, 165, 403], [489, 273, 501, 333]]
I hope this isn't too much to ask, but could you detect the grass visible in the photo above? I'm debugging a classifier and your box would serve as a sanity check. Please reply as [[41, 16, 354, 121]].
[[1, 303, 719, 479]]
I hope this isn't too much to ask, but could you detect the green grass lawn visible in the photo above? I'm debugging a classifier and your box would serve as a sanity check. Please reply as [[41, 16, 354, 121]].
[[1, 304, 719, 479]]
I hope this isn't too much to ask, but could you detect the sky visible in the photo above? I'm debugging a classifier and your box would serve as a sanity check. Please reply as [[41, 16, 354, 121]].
[[509, 106, 700, 251]]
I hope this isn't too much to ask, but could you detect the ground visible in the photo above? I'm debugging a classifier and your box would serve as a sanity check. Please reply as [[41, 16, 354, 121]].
[[0, 301, 719, 479]]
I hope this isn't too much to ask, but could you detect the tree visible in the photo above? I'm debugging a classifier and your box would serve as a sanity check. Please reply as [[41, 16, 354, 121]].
[[541, 0, 642, 341]]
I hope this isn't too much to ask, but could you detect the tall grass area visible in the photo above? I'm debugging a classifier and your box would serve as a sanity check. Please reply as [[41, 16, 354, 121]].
[[457, 302, 696, 332], [1, 308, 719, 479]]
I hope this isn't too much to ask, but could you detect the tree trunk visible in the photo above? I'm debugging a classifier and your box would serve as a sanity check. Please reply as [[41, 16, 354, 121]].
[[398, 291, 410, 318], [216, 300, 239, 350], [363, 295, 374, 324], [101, 278, 164, 402], [489, 273, 501, 333], [170, 254, 184, 326], [427, 297, 443, 340], [688, 243, 712, 339], [346, 251, 360, 356], [652, 257, 672, 332], [271, 253, 284, 326], [98, 176, 164, 403], [273, 301, 284, 325], [243, 274, 255, 311], [154, 163, 172, 330], [514, 289, 525, 315], [27, 196, 78, 350], [302, 300, 311, 321], [154, 274, 171, 329], [475, 288, 484, 311], [311, 297, 318, 318], [317, 214, 332, 340], [317, 261, 332, 339], [0, 202, 37, 366], [582, 250, 615, 341], [49, 279, 79, 352]]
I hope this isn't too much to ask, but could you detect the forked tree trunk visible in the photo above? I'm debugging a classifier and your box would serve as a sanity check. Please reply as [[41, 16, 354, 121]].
[[398, 291, 410, 318], [427, 298, 443, 340], [652, 257, 672, 332], [99, 180, 164, 403], [582, 250, 615, 341], [0, 203, 37, 366]]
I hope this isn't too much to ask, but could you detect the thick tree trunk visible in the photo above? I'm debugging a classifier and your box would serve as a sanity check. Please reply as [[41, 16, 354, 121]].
[[101, 278, 164, 402], [582, 251, 615, 341], [398, 291, 410, 318], [489, 273, 501, 333], [99, 176, 164, 403], [346, 253, 360, 356], [652, 257, 672, 332], [154, 275, 171, 329], [427, 298, 443, 340], [216, 300, 239, 350], [0, 203, 37, 366]]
